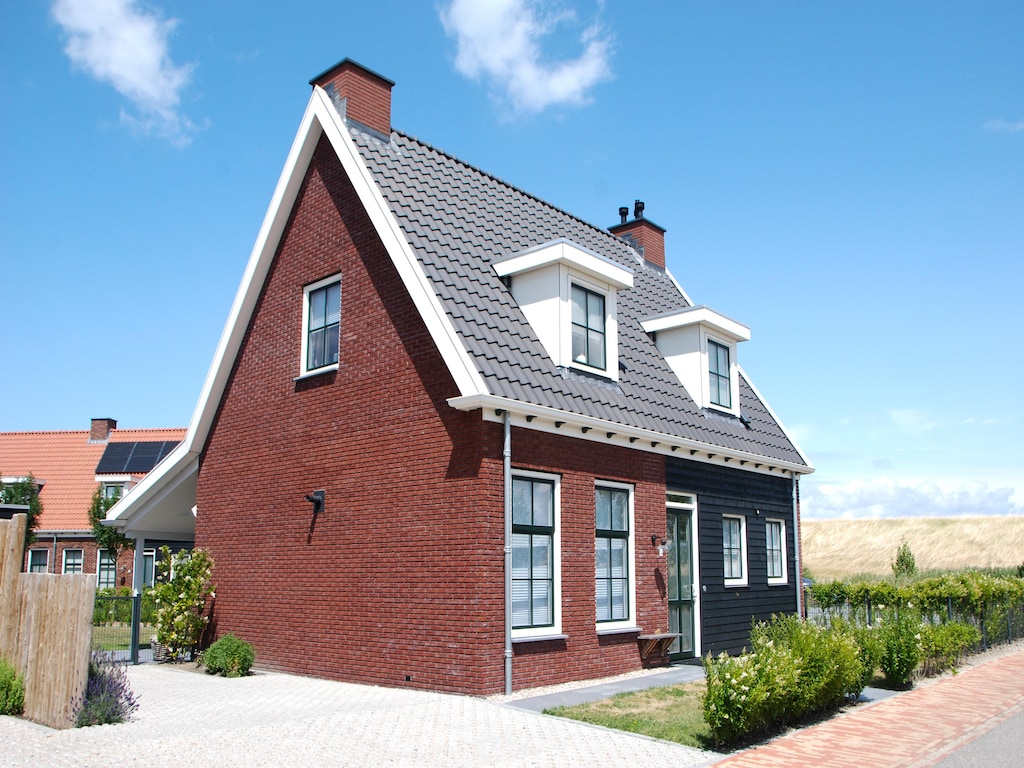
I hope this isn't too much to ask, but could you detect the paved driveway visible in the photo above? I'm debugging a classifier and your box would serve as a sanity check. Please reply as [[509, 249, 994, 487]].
[[1, 665, 715, 767]]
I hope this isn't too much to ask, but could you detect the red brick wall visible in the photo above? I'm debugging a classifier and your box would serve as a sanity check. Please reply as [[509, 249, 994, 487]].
[[24, 536, 136, 587], [196, 135, 671, 695], [312, 60, 392, 136]]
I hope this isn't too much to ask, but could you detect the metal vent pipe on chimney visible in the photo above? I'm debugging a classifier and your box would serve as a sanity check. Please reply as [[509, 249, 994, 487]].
[[634, 200, 645, 220], [618, 206, 629, 224]]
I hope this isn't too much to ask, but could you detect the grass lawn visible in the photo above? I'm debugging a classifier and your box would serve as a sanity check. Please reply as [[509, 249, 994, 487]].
[[544, 680, 712, 749], [92, 623, 158, 651]]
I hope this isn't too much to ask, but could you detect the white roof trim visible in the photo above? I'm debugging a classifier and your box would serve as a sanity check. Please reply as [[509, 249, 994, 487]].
[[493, 238, 634, 289], [447, 394, 813, 476], [737, 365, 815, 472], [641, 305, 751, 342], [106, 87, 488, 536]]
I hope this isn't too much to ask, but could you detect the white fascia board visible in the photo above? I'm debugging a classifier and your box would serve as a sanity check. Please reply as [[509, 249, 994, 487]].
[[494, 239, 634, 290], [447, 394, 813, 476], [104, 443, 196, 526], [737, 365, 815, 473], [313, 87, 487, 397], [641, 305, 750, 342]]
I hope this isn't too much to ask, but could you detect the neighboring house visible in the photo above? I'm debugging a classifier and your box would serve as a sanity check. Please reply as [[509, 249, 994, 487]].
[[0, 418, 185, 587], [108, 59, 812, 695]]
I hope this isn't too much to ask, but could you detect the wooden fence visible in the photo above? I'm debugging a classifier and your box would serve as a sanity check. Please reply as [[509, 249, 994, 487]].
[[0, 514, 94, 729]]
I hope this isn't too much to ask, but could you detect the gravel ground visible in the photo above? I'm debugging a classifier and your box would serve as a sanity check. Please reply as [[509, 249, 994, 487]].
[[0, 664, 716, 767]]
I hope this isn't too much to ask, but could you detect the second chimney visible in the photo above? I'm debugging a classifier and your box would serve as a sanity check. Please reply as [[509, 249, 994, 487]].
[[310, 58, 395, 137], [90, 418, 117, 443], [609, 201, 666, 269]]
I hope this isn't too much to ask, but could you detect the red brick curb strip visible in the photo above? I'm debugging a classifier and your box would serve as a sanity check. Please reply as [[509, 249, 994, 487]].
[[714, 650, 1024, 767]]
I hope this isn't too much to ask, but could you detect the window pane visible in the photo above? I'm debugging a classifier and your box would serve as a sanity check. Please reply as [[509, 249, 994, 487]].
[[610, 490, 627, 531], [610, 538, 625, 577], [512, 479, 532, 525], [572, 325, 587, 362], [587, 292, 604, 332], [512, 580, 530, 627], [532, 581, 552, 625], [588, 329, 606, 369], [325, 282, 341, 325], [310, 287, 327, 329], [511, 534, 530, 577], [595, 538, 609, 578], [325, 323, 340, 366], [532, 481, 553, 527], [308, 327, 325, 370], [596, 581, 610, 621], [571, 285, 587, 324], [531, 535, 551, 579], [595, 489, 610, 530], [611, 579, 626, 619]]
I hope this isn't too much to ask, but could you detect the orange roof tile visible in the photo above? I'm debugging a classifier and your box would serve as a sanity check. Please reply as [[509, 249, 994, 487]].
[[0, 427, 186, 532]]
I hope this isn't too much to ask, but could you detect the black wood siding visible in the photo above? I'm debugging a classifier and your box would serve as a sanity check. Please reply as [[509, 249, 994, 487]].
[[666, 459, 798, 656]]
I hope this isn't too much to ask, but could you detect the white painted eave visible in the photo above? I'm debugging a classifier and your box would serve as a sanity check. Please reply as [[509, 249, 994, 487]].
[[642, 305, 751, 342], [447, 394, 813, 477], [493, 238, 634, 289]]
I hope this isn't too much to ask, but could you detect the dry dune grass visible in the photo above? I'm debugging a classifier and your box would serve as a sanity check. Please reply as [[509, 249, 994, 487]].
[[801, 516, 1024, 580]]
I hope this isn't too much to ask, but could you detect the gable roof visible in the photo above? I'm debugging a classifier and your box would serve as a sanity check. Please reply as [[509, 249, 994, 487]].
[[0, 427, 185, 532], [108, 76, 810, 539]]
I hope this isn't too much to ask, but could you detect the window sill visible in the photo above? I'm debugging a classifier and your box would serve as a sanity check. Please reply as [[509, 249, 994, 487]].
[[511, 633, 568, 644], [596, 625, 641, 636], [294, 364, 339, 382], [724, 580, 749, 589], [767, 580, 789, 587]]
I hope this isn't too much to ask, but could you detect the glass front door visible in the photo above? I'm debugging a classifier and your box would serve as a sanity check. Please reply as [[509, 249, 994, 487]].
[[666, 507, 695, 659]]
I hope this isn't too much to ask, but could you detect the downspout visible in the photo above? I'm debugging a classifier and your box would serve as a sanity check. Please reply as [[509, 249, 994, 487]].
[[503, 410, 513, 695], [52, 534, 58, 573], [792, 474, 803, 617]]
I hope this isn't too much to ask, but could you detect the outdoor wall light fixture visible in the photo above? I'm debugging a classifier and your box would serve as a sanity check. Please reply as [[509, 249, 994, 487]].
[[305, 490, 325, 515], [651, 535, 668, 557]]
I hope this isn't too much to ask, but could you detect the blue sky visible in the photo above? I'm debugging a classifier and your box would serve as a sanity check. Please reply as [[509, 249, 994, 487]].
[[1, 1, 1021, 518]]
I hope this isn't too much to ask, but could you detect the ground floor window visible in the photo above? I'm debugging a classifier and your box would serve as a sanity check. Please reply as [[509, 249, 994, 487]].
[[595, 483, 632, 624], [723, 515, 747, 586], [512, 473, 558, 633], [142, 549, 156, 587], [97, 549, 116, 589], [62, 548, 84, 574], [766, 519, 788, 584], [28, 549, 48, 573]]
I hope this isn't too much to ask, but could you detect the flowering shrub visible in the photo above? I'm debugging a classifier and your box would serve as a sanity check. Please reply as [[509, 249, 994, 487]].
[[0, 658, 25, 716], [153, 547, 215, 661], [74, 652, 139, 727], [703, 615, 863, 746]]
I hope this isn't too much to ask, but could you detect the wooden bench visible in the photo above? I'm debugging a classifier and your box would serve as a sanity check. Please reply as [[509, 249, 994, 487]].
[[637, 633, 684, 659]]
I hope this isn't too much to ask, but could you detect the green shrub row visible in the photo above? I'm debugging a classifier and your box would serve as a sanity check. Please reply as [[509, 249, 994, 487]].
[[702, 615, 863, 746]]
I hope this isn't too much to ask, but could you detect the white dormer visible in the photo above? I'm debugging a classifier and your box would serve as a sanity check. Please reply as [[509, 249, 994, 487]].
[[494, 240, 633, 381], [641, 306, 750, 416]]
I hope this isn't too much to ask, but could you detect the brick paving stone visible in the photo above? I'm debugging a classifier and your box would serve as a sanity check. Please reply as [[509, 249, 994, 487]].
[[714, 650, 1024, 768]]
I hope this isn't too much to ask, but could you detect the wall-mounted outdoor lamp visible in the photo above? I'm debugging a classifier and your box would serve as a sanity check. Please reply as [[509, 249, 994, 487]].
[[305, 490, 325, 515], [651, 535, 668, 557]]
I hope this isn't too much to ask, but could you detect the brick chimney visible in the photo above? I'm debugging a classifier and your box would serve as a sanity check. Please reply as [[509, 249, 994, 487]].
[[310, 58, 394, 137], [90, 418, 117, 443], [609, 200, 666, 269]]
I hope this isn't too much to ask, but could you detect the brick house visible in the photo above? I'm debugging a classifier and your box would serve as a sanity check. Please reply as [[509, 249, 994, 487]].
[[0, 418, 185, 586], [108, 59, 812, 695]]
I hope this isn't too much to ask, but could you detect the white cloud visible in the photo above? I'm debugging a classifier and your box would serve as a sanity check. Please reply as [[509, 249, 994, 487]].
[[985, 119, 1024, 134], [440, 0, 612, 114], [887, 408, 937, 433], [51, 0, 197, 145], [802, 477, 1023, 519]]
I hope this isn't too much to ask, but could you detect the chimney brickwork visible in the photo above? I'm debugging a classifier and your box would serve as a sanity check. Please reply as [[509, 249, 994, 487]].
[[310, 58, 394, 137], [90, 418, 117, 442], [609, 202, 666, 269]]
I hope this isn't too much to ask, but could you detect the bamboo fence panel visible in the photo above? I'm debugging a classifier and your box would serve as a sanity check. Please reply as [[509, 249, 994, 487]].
[[0, 514, 95, 729]]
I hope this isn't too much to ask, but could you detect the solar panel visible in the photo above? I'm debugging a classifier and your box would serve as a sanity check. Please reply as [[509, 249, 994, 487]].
[[95, 441, 180, 474]]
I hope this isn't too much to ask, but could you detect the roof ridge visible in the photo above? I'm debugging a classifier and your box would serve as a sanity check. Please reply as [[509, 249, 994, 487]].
[[391, 128, 631, 255]]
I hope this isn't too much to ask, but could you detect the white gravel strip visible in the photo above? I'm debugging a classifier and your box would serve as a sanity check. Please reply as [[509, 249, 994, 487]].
[[1, 664, 715, 767]]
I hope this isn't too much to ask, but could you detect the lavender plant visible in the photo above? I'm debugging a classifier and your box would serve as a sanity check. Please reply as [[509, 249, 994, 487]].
[[74, 652, 140, 727]]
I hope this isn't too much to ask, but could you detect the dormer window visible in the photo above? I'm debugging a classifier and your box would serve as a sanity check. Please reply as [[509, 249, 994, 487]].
[[641, 306, 749, 416], [493, 239, 632, 381], [708, 339, 731, 408], [571, 285, 606, 370]]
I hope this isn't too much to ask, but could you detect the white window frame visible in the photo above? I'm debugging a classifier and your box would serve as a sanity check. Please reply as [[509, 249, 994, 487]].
[[298, 273, 341, 378], [702, 330, 741, 416], [722, 515, 748, 587], [62, 548, 84, 574], [511, 469, 562, 642], [594, 480, 637, 633], [28, 549, 48, 573], [142, 549, 156, 587], [97, 548, 117, 589], [766, 518, 788, 585]]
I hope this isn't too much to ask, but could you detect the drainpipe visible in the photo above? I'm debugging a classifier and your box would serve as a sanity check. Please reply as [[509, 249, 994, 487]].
[[503, 410, 513, 695], [52, 534, 58, 573], [792, 474, 803, 617]]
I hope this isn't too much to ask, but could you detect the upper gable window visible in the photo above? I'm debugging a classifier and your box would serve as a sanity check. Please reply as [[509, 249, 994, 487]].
[[571, 284, 606, 370], [493, 239, 632, 382], [301, 275, 341, 376], [708, 340, 731, 408]]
